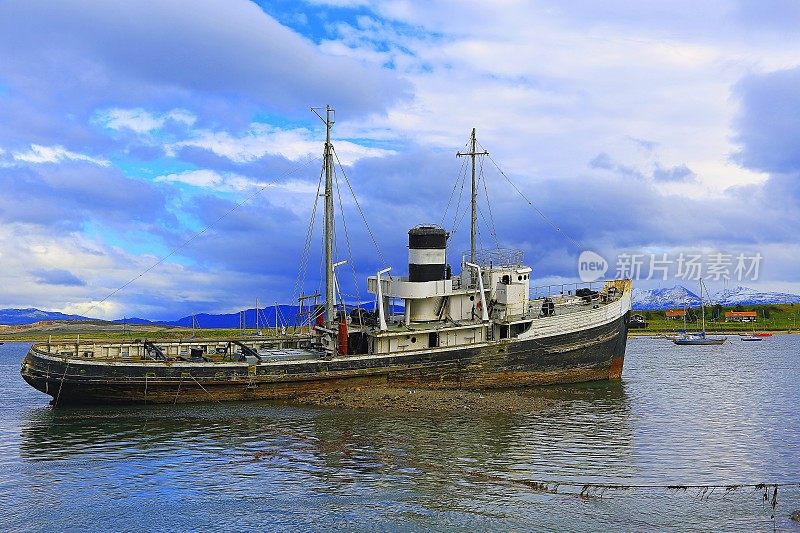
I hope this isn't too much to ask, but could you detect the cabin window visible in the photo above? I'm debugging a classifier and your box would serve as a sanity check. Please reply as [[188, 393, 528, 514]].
[[500, 326, 509, 339], [502, 275, 510, 284], [510, 322, 530, 338], [518, 275, 522, 281], [410, 336, 417, 343], [428, 332, 439, 348]]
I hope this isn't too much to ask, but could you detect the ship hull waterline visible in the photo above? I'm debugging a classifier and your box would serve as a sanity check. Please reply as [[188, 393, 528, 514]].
[[21, 313, 629, 405]]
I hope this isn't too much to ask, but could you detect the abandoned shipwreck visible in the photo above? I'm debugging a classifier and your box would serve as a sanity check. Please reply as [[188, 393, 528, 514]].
[[21, 107, 632, 405]]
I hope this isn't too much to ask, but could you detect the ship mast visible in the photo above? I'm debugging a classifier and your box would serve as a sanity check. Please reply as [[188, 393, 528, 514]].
[[314, 105, 336, 328], [457, 128, 488, 263]]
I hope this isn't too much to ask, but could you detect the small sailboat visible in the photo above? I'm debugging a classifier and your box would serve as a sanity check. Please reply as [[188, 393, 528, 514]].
[[740, 334, 762, 341], [672, 281, 726, 345], [741, 322, 766, 341]]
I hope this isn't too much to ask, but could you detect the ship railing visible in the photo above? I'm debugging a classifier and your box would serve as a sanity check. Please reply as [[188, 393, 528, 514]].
[[529, 279, 627, 301], [34, 335, 315, 361], [461, 248, 524, 269]]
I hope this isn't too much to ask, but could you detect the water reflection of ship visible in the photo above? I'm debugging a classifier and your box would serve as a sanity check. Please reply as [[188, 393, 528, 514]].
[[20, 383, 632, 488]]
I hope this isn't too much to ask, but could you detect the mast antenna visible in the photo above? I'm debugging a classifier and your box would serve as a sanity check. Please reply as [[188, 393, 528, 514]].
[[457, 128, 488, 264], [312, 105, 336, 328]]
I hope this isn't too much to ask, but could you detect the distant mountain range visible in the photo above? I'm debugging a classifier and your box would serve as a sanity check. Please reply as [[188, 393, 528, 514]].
[[0, 303, 402, 327], [632, 285, 800, 310], [0, 308, 98, 325], [124, 305, 307, 329]]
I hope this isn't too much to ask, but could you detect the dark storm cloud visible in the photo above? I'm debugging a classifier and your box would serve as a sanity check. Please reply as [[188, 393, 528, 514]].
[[732, 66, 800, 218], [32, 268, 86, 287], [733, 66, 800, 175], [652, 163, 695, 182], [0, 161, 173, 232], [588, 152, 645, 180], [0, 0, 410, 153]]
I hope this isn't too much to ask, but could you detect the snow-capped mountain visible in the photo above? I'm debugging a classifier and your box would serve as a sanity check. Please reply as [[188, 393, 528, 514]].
[[632, 285, 800, 310], [712, 286, 800, 306], [631, 286, 701, 310]]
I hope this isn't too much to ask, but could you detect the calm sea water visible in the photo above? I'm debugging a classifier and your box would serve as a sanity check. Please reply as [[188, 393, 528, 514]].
[[0, 337, 798, 531]]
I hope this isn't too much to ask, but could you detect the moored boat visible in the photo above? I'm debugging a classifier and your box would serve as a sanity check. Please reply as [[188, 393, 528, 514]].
[[672, 333, 726, 346], [21, 109, 632, 405], [671, 281, 726, 345]]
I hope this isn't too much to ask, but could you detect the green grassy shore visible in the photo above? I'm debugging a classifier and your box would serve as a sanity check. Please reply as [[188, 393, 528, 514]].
[[0, 320, 304, 343], [629, 303, 800, 335]]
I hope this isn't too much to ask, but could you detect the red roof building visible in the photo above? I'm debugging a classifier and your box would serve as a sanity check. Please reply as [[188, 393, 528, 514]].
[[724, 311, 758, 322]]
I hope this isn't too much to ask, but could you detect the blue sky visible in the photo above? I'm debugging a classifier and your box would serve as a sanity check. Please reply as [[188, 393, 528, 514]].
[[0, 0, 799, 319]]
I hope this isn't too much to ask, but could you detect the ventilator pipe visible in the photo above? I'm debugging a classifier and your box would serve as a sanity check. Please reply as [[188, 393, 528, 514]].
[[376, 267, 392, 331]]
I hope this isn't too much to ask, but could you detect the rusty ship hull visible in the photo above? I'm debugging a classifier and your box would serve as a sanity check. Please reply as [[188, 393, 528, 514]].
[[21, 312, 628, 405]]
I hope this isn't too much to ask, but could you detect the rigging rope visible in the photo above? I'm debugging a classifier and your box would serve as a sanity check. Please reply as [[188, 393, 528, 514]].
[[478, 141, 586, 251], [450, 168, 470, 238], [292, 163, 325, 311], [475, 201, 495, 252], [441, 140, 471, 227], [479, 157, 500, 248], [333, 160, 362, 308], [331, 146, 387, 266]]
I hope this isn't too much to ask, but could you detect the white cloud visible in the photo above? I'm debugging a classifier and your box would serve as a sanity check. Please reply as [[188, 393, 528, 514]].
[[12, 144, 110, 166], [169, 123, 395, 165], [154, 169, 260, 192], [155, 168, 318, 196], [315, 4, 794, 196], [61, 300, 122, 320], [95, 108, 197, 134], [156, 169, 233, 189]]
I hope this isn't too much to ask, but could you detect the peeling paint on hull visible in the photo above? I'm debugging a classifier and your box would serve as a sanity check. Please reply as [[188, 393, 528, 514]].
[[21, 313, 629, 405]]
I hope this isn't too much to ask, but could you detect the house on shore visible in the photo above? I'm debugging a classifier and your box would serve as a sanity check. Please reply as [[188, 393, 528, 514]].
[[665, 309, 687, 320], [724, 311, 758, 322]]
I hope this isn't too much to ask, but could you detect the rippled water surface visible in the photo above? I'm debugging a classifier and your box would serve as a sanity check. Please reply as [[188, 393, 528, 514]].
[[1, 338, 799, 531]]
